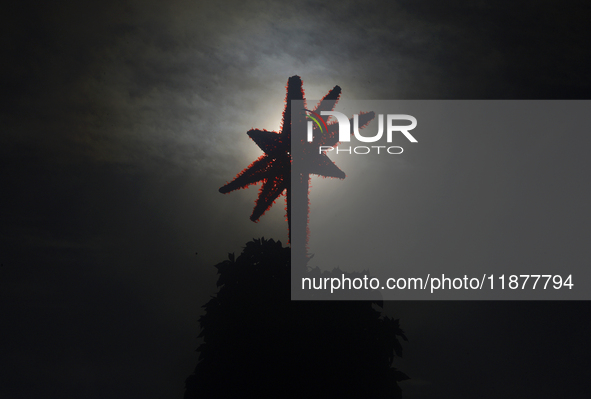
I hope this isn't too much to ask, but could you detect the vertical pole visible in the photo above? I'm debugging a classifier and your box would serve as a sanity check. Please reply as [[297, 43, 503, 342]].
[[290, 98, 309, 277]]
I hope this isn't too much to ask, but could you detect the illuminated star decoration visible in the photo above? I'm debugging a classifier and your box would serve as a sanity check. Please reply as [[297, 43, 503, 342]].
[[219, 75, 374, 243]]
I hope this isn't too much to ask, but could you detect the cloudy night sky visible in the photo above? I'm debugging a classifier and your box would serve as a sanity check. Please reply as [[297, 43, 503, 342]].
[[2, 1, 591, 398]]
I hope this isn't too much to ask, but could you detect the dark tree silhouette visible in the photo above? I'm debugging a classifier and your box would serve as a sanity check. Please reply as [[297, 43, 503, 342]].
[[184, 238, 408, 399]]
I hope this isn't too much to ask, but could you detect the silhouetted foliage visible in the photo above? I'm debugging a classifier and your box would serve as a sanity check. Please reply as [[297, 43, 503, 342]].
[[185, 238, 408, 399]]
